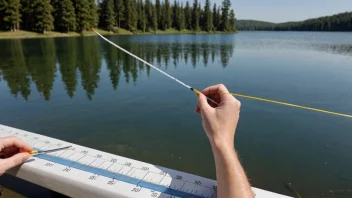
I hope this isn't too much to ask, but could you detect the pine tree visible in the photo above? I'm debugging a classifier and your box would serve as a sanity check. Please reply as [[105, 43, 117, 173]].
[[179, 3, 185, 31], [229, 9, 236, 32], [145, 0, 154, 31], [151, 4, 158, 31], [114, 0, 124, 27], [216, 6, 221, 30], [191, 0, 199, 31], [20, 0, 34, 31], [212, 3, 217, 31], [131, 0, 138, 31], [0, 0, 237, 33], [100, 0, 115, 31], [160, 1, 166, 30], [74, 0, 90, 32], [32, 0, 54, 33], [198, 3, 203, 30], [88, 0, 98, 28], [172, 0, 177, 28], [123, 0, 137, 31], [52, 0, 76, 32], [166, 0, 172, 29], [155, 0, 162, 29], [141, 0, 146, 32], [163, 0, 172, 29], [220, 0, 231, 31], [184, 1, 192, 30], [136, 0, 146, 31], [0, 0, 21, 31], [204, 0, 212, 32]]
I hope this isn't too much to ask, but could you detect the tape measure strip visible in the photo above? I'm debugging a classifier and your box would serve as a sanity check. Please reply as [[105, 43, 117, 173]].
[[35, 153, 204, 198]]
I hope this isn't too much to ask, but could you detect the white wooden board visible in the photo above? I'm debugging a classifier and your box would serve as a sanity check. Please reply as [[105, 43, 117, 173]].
[[0, 124, 290, 198]]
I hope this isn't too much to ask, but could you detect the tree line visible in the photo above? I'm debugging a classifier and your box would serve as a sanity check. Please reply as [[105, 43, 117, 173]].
[[237, 12, 352, 31], [0, 0, 236, 33]]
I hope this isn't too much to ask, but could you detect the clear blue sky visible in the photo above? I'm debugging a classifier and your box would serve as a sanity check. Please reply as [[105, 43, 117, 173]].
[[182, 0, 352, 23]]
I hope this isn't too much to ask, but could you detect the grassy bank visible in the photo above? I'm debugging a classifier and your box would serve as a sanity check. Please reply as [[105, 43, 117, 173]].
[[0, 28, 234, 40], [0, 28, 131, 39]]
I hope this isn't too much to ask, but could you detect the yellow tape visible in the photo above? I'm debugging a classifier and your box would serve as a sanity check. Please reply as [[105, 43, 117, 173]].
[[193, 89, 201, 95], [226, 92, 352, 118], [28, 151, 38, 155]]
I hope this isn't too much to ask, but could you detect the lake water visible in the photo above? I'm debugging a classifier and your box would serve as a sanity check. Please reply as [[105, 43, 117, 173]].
[[1, 32, 352, 197]]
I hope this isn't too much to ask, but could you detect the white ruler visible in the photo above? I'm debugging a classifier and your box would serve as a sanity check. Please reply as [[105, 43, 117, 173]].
[[0, 124, 290, 198]]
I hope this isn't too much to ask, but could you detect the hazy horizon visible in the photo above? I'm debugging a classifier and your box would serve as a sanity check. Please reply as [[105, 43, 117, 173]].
[[179, 0, 351, 23]]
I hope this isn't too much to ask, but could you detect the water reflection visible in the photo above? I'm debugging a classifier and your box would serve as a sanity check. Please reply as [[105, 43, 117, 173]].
[[25, 38, 57, 100], [1, 39, 31, 100], [313, 44, 352, 56], [56, 38, 78, 98], [0, 37, 234, 100]]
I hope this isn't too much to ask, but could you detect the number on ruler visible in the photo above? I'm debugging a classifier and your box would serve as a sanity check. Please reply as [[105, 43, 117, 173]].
[[24, 134, 28, 137], [141, 167, 149, 171], [125, 162, 131, 166], [62, 167, 71, 172], [110, 158, 117, 163], [89, 175, 97, 180], [81, 150, 88, 154], [175, 175, 182, 180], [151, 192, 158, 197], [131, 187, 141, 192], [167, 196, 176, 198], [45, 140, 50, 144], [159, 171, 167, 176], [194, 180, 202, 185], [45, 163, 54, 167], [96, 154, 102, 158], [57, 143, 62, 146], [107, 180, 116, 185], [33, 137, 39, 140], [213, 185, 217, 192]]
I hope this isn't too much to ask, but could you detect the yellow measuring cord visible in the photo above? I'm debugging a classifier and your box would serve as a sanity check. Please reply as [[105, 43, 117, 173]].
[[193, 88, 352, 118], [226, 92, 352, 118]]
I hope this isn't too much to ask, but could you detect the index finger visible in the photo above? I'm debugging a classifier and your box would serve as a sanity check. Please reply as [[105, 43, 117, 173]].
[[0, 136, 32, 152]]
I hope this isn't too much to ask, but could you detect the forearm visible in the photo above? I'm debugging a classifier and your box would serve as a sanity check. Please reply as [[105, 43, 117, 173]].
[[211, 142, 254, 198]]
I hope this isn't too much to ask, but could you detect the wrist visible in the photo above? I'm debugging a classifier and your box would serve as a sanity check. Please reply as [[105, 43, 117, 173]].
[[210, 137, 235, 155]]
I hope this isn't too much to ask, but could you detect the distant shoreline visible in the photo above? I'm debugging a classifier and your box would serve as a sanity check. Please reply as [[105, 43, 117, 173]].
[[0, 28, 235, 40]]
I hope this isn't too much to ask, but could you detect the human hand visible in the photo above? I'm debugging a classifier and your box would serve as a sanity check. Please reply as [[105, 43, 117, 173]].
[[0, 136, 32, 175], [195, 84, 241, 149]]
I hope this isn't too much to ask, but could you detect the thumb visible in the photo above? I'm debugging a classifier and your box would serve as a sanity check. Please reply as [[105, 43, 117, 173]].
[[197, 93, 212, 113], [0, 152, 30, 172]]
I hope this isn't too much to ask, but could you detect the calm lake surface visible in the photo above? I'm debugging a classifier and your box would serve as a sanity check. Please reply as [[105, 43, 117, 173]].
[[1, 32, 352, 197]]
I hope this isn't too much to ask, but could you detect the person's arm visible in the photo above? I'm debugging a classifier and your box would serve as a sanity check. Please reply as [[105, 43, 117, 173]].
[[0, 136, 32, 175], [195, 84, 254, 198]]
